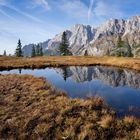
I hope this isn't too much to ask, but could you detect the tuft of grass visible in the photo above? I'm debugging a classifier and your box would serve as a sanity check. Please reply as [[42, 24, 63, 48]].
[[97, 115, 114, 129], [123, 116, 137, 130], [0, 74, 140, 139]]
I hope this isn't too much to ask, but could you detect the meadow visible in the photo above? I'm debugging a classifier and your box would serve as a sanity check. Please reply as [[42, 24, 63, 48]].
[[0, 56, 140, 139], [0, 56, 140, 71], [0, 74, 140, 139]]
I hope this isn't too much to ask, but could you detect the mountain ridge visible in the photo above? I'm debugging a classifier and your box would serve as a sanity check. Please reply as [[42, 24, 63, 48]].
[[23, 15, 140, 57]]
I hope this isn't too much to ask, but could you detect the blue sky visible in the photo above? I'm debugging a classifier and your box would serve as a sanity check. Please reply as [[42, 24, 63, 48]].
[[0, 0, 140, 54]]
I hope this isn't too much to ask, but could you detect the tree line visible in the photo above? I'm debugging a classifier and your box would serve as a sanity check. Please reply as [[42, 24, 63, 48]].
[[3, 33, 136, 57], [9, 31, 72, 57], [31, 44, 43, 57], [109, 36, 134, 57], [58, 32, 135, 57], [13, 39, 43, 57], [117, 36, 133, 57]]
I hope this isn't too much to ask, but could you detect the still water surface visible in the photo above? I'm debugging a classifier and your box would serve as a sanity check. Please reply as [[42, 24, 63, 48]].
[[1, 66, 140, 117]]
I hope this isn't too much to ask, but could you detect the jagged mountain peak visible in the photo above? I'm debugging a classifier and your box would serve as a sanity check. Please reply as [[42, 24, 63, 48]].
[[128, 15, 140, 20], [23, 15, 140, 57]]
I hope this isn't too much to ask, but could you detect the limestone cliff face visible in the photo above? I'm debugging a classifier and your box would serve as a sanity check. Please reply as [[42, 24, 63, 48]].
[[88, 16, 140, 56], [23, 15, 140, 56]]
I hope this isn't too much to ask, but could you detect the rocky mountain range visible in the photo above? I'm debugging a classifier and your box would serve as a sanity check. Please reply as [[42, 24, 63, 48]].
[[56, 66, 140, 89], [23, 15, 140, 57]]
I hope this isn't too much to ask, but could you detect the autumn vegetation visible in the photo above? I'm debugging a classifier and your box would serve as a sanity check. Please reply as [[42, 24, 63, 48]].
[[0, 74, 140, 139], [0, 56, 140, 72], [0, 54, 140, 139]]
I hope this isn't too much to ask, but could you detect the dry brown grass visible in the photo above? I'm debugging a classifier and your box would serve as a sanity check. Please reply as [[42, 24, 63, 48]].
[[0, 56, 140, 72], [0, 74, 140, 140]]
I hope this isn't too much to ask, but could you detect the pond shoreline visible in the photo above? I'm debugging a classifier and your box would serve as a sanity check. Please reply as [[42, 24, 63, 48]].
[[1, 65, 140, 117], [0, 74, 140, 139], [0, 56, 140, 72]]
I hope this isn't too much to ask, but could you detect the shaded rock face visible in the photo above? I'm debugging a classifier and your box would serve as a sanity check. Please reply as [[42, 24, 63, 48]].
[[23, 40, 50, 57], [23, 15, 140, 56], [22, 44, 34, 57], [56, 66, 140, 89]]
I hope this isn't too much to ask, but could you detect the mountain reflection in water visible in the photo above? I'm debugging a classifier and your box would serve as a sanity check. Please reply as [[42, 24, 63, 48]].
[[1, 66, 140, 117]]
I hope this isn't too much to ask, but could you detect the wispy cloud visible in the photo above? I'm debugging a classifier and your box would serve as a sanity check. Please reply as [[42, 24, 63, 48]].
[[88, 0, 95, 23], [34, 0, 51, 11], [94, 0, 124, 20], [0, 9, 16, 21], [0, 20, 55, 54], [9, 5, 43, 23], [0, 0, 139, 54], [59, 0, 88, 19], [0, 0, 42, 23]]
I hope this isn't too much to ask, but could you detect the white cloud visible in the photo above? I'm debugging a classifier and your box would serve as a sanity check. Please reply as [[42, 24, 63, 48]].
[[59, 0, 88, 19], [88, 0, 95, 23], [0, 0, 42, 23], [0, 9, 16, 21], [33, 0, 51, 11], [94, 0, 124, 19], [0, 21, 53, 54], [9, 5, 43, 23]]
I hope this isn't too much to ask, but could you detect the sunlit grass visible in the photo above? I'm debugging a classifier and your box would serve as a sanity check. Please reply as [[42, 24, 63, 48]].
[[0, 74, 140, 139], [0, 56, 140, 71]]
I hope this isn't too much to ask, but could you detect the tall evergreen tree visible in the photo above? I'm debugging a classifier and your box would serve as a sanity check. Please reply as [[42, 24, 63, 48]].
[[39, 45, 43, 56], [3, 50, 6, 56], [59, 31, 71, 56], [36, 44, 40, 56], [126, 39, 133, 57], [84, 50, 88, 56], [31, 45, 36, 57], [62, 67, 68, 81], [19, 69, 22, 74], [117, 36, 124, 48], [15, 39, 23, 57], [117, 36, 125, 56], [106, 48, 110, 56], [127, 45, 133, 57]]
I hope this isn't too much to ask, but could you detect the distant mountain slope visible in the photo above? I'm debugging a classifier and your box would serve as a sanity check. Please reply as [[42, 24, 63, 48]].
[[23, 15, 140, 57], [23, 40, 50, 56]]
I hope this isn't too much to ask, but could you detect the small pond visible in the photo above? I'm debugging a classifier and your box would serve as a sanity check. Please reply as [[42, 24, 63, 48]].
[[1, 66, 140, 117]]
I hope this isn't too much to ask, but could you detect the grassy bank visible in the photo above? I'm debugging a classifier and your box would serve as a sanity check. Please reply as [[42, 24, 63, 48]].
[[0, 56, 140, 72], [0, 74, 140, 139]]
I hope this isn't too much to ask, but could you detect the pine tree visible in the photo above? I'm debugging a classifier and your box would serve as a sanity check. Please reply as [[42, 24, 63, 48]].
[[127, 45, 133, 57], [126, 39, 133, 57], [15, 39, 23, 57], [19, 69, 22, 74], [39, 45, 43, 56], [31, 45, 36, 57], [117, 36, 124, 48], [59, 31, 71, 56], [36, 44, 40, 56], [62, 67, 68, 81], [117, 36, 125, 56], [84, 50, 88, 56], [106, 48, 110, 56], [3, 50, 6, 56]]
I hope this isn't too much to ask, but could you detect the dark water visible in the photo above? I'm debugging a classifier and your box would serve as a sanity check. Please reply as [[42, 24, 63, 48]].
[[1, 66, 140, 117]]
